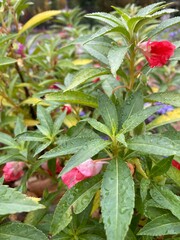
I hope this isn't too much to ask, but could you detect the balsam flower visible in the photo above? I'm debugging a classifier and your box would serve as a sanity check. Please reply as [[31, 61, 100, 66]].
[[138, 40, 175, 68], [61, 159, 105, 188], [172, 160, 180, 170], [41, 159, 62, 175], [61, 104, 72, 114], [3, 161, 25, 182]]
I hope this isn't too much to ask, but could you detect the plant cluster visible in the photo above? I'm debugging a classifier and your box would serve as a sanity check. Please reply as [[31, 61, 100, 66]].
[[0, 1, 180, 239]]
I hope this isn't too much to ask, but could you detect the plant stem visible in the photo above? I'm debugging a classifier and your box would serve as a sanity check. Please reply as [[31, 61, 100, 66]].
[[129, 46, 135, 90]]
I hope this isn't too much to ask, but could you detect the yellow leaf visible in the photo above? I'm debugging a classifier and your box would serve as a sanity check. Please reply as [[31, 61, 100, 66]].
[[129, 158, 148, 179], [28, 197, 41, 203], [147, 108, 180, 130], [91, 190, 100, 216], [24, 119, 39, 126], [73, 59, 93, 66], [151, 87, 159, 93], [21, 98, 49, 106], [63, 115, 78, 128], [0, 95, 14, 107], [18, 10, 61, 35]]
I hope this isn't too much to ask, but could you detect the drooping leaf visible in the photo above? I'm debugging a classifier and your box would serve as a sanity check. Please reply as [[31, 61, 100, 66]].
[[18, 10, 61, 35], [46, 91, 98, 108], [101, 158, 135, 240], [108, 46, 129, 77], [144, 92, 180, 107], [127, 135, 180, 157], [50, 175, 102, 235], [0, 185, 44, 215], [0, 222, 48, 240], [138, 213, 180, 236], [150, 184, 180, 220]]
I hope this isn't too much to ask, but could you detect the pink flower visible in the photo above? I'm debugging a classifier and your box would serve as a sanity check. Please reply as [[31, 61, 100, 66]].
[[49, 82, 61, 90], [92, 77, 100, 83], [61, 159, 105, 188], [138, 40, 175, 68], [41, 159, 62, 175], [16, 43, 26, 58], [172, 160, 180, 170], [3, 161, 25, 182], [61, 104, 72, 114]]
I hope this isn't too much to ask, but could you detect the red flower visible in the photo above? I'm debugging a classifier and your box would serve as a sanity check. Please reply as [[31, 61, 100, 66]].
[[41, 159, 63, 175], [61, 159, 105, 188], [138, 40, 175, 68], [61, 104, 72, 114], [172, 160, 180, 170], [3, 161, 25, 182]]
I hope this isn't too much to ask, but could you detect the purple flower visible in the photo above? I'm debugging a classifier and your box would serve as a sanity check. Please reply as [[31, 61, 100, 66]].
[[16, 43, 26, 58], [155, 102, 174, 115]]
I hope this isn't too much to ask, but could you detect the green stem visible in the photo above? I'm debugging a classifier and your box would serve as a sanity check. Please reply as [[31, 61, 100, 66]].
[[129, 46, 135, 90]]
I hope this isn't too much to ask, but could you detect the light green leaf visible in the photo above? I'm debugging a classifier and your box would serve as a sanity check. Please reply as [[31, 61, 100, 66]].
[[116, 133, 127, 147], [17, 132, 45, 142], [137, 2, 166, 16], [37, 105, 53, 135], [46, 91, 98, 108], [18, 10, 61, 35], [148, 16, 180, 38], [0, 185, 44, 215], [140, 178, 151, 202], [65, 68, 109, 91], [108, 46, 128, 77], [86, 118, 112, 137], [138, 213, 180, 236], [60, 139, 111, 176], [144, 92, 180, 107], [167, 166, 180, 186], [83, 26, 112, 44], [147, 108, 180, 130], [0, 34, 17, 45], [50, 175, 102, 235], [121, 106, 160, 133], [0, 132, 17, 146], [52, 111, 66, 136], [127, 135, 180, 156], [0, 222, 48, 240], [101, 158, 135, 240], [98, 93, 118, 135], [150, 184, 180, 220], [150, 156, 173, 177], [0, 57, 17, 66]]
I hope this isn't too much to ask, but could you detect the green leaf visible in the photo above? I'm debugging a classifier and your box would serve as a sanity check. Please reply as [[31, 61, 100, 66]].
[[17, 132, 45, 142], [167, 166, 180, 186], [0, 222, 48, 240], [125, 229, 137, 240], [108, 46, 128, 77], [101, 158, 135, 240], [85, 12, 123, 27], [150, 156, 173, 177], [138, 213, 180, 236], [98, 93, 118, 135], [46, 91, 98, 108], [116, 133, 127, 147], [65, 68, 109, 91], [118, 91, 144, 128], [18, 10, 61, 35], [0, 57, 17, 66], [148, 16, 180, 38], [147, 108, 180, 130], [140, 178, 151, 202], [0, 132, 17, 146], [0, 185, 44, 215], [144, 92, 180, 107], [37, 106, 53, 135], [127, 135, 180, 157], [150, 184, 180, 220], [52, 111, 66, 136], [0, 155, 21, 165], [121, 106, 160, 133], [137, 2, 166, 16], [83, 26, 112, 44], [86, 118, 112, 137], [60, 139, 110, 176], [0, 34, 17, 46], [50, 175, 102, 235]]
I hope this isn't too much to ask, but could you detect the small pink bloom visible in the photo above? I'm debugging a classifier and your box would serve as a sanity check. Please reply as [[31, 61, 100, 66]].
[[61, 104, 72, 114], [16, 43, 26, 58], [3, 161, 25, 182], [116, 75, 121, 81], [92, 77, 100, 83], [172, 160, 180, 170], [138, 40, 175, 68], [93, 63, 101, 68], [61, 159, 105, 188], [49, 83, 61, 90], [41, 159, 63, 175]]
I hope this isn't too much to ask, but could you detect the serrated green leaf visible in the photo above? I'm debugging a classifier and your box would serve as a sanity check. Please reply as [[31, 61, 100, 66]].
[[0, 132, 17, 146], [148, 16, 180, 38], [37, 105, 53, 135], [83, 26, 112, 44], [0, 222, 48, 240], [150, 156, 173, 177], [147, 108, 180, 130], [0, 185, 44, 215], [86, 118, 112, 137], [46, 91, 98, 108], [85, 12, 123, 27], [101, 158, 135, 240], [60, 139, 110, 176], [17, 132, 45, 142], [50, 175, 102, 235], [18, 10, 61, 35], [138, 213, 180, 236], [0, 57, 17, 66], [145, 92, 180, 107], [108, 46, 128, 77], [150, 184, 180, 220], [137, 2, 166, 16], [121, 106, 160, 133], [116, 133, 127, 147], [65, 68, 109, 91], [127, 135, 180, 156], [140, 178, 151, 202], [0, 34, 17, 45], [98, 93, 118, 135]]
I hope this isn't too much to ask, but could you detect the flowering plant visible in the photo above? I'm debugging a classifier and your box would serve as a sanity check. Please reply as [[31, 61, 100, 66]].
[[0, 1, 180, 240]]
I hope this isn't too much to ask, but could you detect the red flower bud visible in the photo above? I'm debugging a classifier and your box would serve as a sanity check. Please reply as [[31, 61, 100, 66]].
[[61, 104, 72, 114]]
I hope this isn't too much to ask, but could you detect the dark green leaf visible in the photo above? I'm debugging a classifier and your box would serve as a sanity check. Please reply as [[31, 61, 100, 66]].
[[37, 106, 53, 134], [101, 158, 135, 240], [150, 156, 173, 177], [86, 118, 112, 137], [140, 178, 151, 202]]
